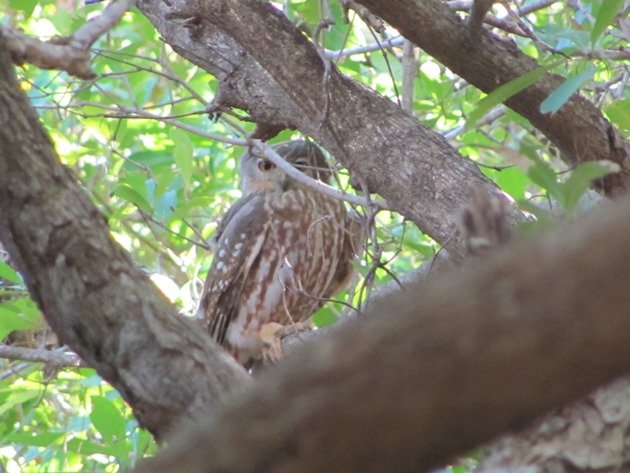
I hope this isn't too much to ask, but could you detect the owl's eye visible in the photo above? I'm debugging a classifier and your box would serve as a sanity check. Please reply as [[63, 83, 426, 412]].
[[257, 159, 276, 172]]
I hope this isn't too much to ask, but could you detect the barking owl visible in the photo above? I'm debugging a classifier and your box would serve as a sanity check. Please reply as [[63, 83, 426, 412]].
[[199, 140, 361, 366]]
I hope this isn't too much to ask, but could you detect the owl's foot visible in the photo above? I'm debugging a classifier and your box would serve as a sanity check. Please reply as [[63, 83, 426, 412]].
[[258, 321, 313, 366], [275, 321, 313, 339], [258, 322, 285, 364]]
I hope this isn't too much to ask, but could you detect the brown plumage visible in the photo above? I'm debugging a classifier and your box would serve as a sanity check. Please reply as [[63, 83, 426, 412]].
[[199, 140, 361, 366]]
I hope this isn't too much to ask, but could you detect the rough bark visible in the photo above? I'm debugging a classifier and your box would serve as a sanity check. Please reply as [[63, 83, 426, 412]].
[[356, 0, 630, 196], [476, 376, 630, 473], [135, 0, 524, 259], [135, 192, 630, 473], [0, 43, 248, 440]]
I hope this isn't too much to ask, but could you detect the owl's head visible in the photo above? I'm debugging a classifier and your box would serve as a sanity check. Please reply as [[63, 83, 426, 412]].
[[240, 140, 332, 194]]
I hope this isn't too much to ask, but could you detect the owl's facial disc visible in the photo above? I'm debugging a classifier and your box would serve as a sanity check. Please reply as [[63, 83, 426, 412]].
[[240, 154, 289, 194]]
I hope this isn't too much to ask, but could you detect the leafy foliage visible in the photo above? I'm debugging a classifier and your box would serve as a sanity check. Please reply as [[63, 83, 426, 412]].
[[0, 0, 627, 471]]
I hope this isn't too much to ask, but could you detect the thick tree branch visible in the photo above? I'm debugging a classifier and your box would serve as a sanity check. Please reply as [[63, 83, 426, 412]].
[[1, 0, 135, 79], [136, 190, 630, 473], [135, 0, 524, 258], [356, 0, 630, 196], [0, 44, 248, 440]]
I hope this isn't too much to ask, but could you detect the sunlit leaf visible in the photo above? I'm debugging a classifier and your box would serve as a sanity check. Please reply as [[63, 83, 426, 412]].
[[65, 437, 127, 457], [312, 308, 337, 327], [4, 431, 64, 447], [0, 298, 42, 339], [540, 64, 596, 114], [496, 166, 530, 201], [591, 0, 624, 44], [90, 396, 127, 443], [0, 261, 21, 284], [605, 99, 630, 132], [562, 161, 620, 211], [113, 184, 153, 214], [9, 0, 37, 18], [467, 62, 559, 127], [0, 390, 41, 416], [155, 189, 178, 222], [172, 129, 194, 189], [526, 159, 562, 202]]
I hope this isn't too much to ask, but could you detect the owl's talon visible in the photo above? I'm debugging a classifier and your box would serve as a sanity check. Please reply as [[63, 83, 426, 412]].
[[276, 321, 313, 339], [258, 322, 284, 364], [258, 322, 285, 344]]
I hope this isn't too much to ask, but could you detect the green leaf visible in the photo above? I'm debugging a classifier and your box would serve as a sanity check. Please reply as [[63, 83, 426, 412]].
[[605, 99, 630, 132], [591, 0, 624, 44], [467, 62, 559, 127], [113, 184, 153, 214], [9, 0, 37, 18], [155, 189, 178, 223], [0, 298, 41, 339], [122, 150, 172, 173], [172, 129, 194, 189], [65, 437, 126, 457], [0, 390, 41, 416], [496, 166, 530, 201], [527, 159, 562, 202], [90, 395, 127, 443], [0, 261, 21, 284], [562, 161, 620, 211], [5, 431, 64, 447], [540, 64, 596, 114], [312, 308, 337, 328], [132, 428, 157, 455]]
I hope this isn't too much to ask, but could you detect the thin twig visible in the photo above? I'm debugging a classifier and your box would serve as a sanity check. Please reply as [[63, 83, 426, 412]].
[[401, 40, 419, 113], [250, 140, 389, 210], [443, 105, 506, 140], [0, 345, 81, 367], [327, 36, 405, 59]]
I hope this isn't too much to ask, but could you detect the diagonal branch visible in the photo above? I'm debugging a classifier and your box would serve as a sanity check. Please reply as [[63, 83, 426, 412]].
[[135, 190, 630, 473], [356, 0, 630, 196], [135, 0, 524, 259], [2, 0, 136, 79]]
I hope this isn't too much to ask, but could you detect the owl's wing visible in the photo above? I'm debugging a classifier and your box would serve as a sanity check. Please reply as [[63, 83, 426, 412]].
[[200, 193, 269, 345], [323, 209, 365, 299]]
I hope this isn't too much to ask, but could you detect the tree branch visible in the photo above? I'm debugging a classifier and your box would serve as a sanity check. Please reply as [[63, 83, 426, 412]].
[[0, 344, 81, 367], [136, 190, 630, 473], [135, 0, 524, 259], [467, 0, 495, 37], [1, 0, 136, 79], [356, 0, 630, 196], [0, 43, 248, 440]]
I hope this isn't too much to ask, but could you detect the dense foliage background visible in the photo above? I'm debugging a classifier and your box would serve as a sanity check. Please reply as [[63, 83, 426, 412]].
[[0, 0, 627, 470]]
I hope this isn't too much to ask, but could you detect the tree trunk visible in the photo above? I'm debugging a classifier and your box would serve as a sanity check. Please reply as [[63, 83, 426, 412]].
[[0, 42, 248, 440]]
